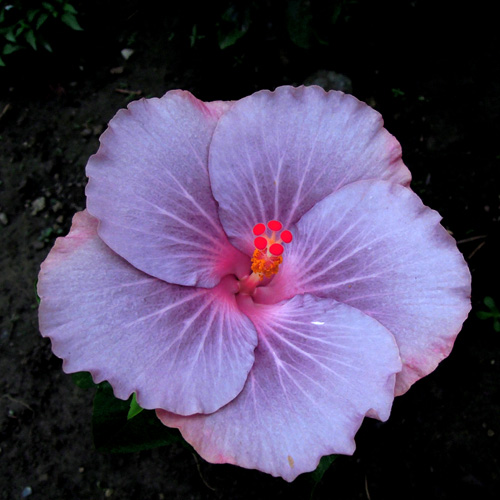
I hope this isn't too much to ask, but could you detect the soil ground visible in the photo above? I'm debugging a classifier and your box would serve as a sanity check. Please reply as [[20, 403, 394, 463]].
[[1, 1, 499, 499]]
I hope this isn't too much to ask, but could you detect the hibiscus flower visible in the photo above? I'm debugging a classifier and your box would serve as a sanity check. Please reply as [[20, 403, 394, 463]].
[[38, 86, 471, 481]]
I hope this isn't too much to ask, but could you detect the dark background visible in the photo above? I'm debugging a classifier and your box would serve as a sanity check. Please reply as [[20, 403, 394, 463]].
[[1, 0, 498, 498]]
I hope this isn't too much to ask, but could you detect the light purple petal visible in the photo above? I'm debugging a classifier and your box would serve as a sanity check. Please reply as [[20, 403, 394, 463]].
[[208, 85, 411, 254], [258, 180, 471, 395], [38, 211, 258, 415], [86, 90, 248, 288], [157, 293, 401, 481]]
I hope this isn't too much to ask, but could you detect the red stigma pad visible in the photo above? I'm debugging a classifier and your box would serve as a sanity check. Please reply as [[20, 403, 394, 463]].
[[253, 223, 266, 235], [267, 220, 282, 231], [269, 243, 284, 256], [254, 236, 268, 250], [280, 230, 293, 243]]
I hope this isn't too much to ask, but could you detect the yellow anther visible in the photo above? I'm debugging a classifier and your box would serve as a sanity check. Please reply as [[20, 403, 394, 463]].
[[251, 249, 283, 279]]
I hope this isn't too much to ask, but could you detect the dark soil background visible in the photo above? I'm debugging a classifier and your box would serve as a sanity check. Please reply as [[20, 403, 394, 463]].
[[1, 1, 499, 499]]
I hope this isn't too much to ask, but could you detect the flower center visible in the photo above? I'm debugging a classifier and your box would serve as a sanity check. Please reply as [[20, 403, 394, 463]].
[[238, 220, 293, 295]]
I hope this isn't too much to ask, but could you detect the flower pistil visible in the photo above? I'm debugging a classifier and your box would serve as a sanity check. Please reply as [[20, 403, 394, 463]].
[[238, 220, 292, 295]]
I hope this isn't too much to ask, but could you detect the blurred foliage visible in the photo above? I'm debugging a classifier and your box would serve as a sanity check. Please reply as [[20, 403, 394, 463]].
[[0, 0, 82, 66], [477, 296, 500, 332], [212, 0, 359, 50], [103, 0, 359, 52], [1, 0, 359, 68]]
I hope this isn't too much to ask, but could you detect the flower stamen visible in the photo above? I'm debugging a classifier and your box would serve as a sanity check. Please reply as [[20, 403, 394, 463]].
[[253, 223, 266, 235], [251, 249, 283, 278], [267, 220, 282, 231], [238, 221, 293, 295], [254, 236, 268, 250], [250, 221, 293, 278]]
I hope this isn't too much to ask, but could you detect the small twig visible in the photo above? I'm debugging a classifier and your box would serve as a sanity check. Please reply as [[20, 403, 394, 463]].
[[1, 394, 34, 412], [192, 452, 217, 492], [0, 103, 11, 120], [364, 475, 371, 500], [456, 235, 487, 245], [114, 88, 142, 96], [468, 241, 486, 260]]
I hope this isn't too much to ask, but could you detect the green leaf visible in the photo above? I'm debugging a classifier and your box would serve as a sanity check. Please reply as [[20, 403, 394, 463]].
[[297, 454, 337, 499], [189, 24, 204, 47], [218, 26, 247, 50], [309, 454, 337, 484], [71, 371, 97, 389], [217, 5, 250, 50], [391, 88, 406, 98], [27, 9, 40, 23], [25, 29, 37, 50], [92, 382, 187, 453], [42, 39, 53, 52], [63, 4, 78, 15], [0, 56, 5, 66], [42, 2, 55, 13], [5, 31, 17, 43], [483, 296, 497, 312], [477, 311, 493, 320], [331, 3, 342, 23], [286, 0, 314, 49], [36, 12, 49, 30], [61, 13, 82, 31], [3, 43, 21, 55], [127, 393, 144, 420], [494, 319, 500, 332]]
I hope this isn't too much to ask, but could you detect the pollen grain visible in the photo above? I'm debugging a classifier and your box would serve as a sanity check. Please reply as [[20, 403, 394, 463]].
[[251, 249, 283, 278]]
